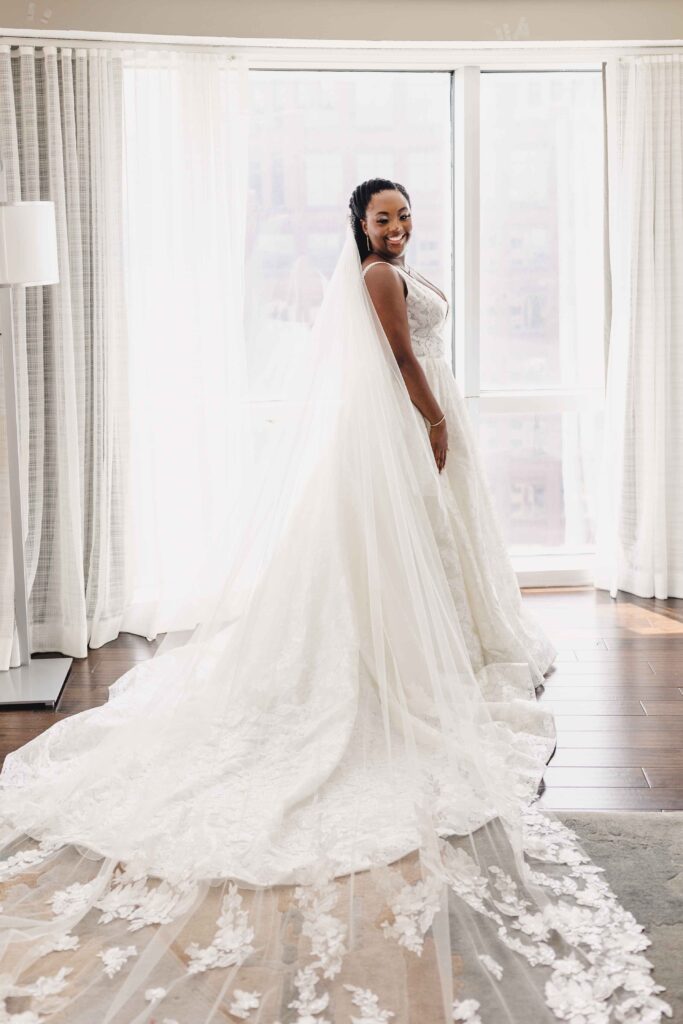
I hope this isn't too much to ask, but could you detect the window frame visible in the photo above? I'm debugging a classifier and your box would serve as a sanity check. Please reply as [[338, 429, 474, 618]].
[[8, 29, 679, 584]]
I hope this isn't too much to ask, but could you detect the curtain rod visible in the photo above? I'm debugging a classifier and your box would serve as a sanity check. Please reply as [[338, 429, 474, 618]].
[[0, 30, 682, 52], [1, 27, 682, 48], [0, 30, 681, 69]]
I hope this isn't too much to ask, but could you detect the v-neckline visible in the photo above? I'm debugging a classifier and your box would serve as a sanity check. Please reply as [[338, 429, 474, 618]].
[[362, 258, 450, 315], [394, 264, 449, 315], [400, 265, 448, 308]]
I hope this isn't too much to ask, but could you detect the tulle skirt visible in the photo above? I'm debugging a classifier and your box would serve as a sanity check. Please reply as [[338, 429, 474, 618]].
[[0, 229, 669, 1023]]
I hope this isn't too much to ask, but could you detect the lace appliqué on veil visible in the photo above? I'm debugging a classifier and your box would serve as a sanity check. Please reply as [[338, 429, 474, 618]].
[[3, 807, 666, 1024]]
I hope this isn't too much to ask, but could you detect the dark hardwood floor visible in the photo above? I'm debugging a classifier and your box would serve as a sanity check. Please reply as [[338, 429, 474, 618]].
[[528, 586, 683, 810], [2, 587, 682, 811]]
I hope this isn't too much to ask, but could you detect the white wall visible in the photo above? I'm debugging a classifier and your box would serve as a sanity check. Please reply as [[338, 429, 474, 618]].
[[2, 0, 682, 42]]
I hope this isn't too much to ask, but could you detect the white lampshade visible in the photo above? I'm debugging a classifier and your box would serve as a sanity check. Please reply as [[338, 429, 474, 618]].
[[0, 201, 59, 287]]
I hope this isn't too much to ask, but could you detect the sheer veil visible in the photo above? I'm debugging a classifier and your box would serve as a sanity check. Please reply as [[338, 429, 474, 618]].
[[0, 219, 670, 1022]]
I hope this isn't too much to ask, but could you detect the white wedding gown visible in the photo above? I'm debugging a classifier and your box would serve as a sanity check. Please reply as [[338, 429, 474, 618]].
[[0, 227, 670, 1024], [361, 259, 557, 696]]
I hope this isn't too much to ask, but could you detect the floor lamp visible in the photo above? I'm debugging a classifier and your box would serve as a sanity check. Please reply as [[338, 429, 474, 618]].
[[0, 185, 74, 708]]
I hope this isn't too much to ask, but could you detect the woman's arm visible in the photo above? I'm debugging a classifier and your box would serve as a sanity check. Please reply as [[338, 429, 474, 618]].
[[363, 261, 448, 472]]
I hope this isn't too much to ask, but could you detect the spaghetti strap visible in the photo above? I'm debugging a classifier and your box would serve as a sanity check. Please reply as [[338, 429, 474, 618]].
[[362, 260, 448, 316], [361, 261, 401, 277]]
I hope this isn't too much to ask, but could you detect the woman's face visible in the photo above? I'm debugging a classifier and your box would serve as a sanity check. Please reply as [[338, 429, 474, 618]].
[[361, 190, 412, 258]]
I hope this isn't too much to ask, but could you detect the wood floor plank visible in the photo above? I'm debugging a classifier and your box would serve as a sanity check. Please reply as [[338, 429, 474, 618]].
[[539, 686, 682, 701], [544, 663, 656, 677], [87, 649, 158, 669], [547, 628, 669, 640], [537, 787, 683, 810], [0, 712, 68, 768], [542, 766, 648, 788], [548, 747, 683, 768], [553, 651, 580, 662], [641, 701, 683, 716], [642, 768, 683, 788], [89, 663, 148, 686], [538, 700, 646, 716], [554, 730, 683, 748], [604, 637, 683, 649], [572, 650, 664, 663], [646, 661, 683, 680], [59, 693, 110, 714], [92, 633, 160, 649], [547, 638, 610, 650], [552, 715, 669, 731]]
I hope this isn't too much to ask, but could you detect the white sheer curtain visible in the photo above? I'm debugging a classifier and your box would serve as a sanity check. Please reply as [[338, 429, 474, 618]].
[[0, 45, 128, 668], [595, 55, 683, 599], [0, 46, 250, 663], [119, 51, 250, 638]]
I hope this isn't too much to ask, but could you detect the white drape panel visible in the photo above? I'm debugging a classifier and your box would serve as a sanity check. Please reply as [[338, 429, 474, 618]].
[[119, 51, 250, 638], [553, 76, 605, 551], [595, 55, 683, 599], [0, 45, 128, 667]]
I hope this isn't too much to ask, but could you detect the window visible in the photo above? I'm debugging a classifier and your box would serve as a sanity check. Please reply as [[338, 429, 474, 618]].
[[478, 71, 604, 558], [246, 66, 605, 572], [246, 69, 452, 379]]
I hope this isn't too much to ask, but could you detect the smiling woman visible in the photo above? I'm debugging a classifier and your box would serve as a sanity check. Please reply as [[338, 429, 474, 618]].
[[353, 179, 450, 472], [0, 41, 674, 1024], [245, 68, 452, 341], [363, 196, 412, 252], [0, 202, 670, 1023], [349, 175, 557, 696]]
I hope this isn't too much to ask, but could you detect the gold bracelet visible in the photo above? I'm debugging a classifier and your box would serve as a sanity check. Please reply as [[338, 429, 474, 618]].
[[428, 413, 446, 429]]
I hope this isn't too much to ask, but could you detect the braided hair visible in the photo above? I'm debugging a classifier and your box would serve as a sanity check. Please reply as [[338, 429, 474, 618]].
[[348, 178, 411, 261]]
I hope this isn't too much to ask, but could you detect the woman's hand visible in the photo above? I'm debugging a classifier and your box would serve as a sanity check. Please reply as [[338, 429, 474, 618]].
[[429, 419, 448, 473]]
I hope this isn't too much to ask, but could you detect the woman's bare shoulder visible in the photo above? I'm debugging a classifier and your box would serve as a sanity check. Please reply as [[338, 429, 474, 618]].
[[360, 257, 407, 301], [360, 255, 392, 272]]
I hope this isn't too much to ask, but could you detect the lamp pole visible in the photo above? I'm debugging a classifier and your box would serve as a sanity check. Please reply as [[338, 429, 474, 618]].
[[0, 160, 73, 707]]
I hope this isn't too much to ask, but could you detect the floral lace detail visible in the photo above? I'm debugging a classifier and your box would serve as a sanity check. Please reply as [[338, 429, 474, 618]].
[[361, 261, 448, 359], [48, 880, 101, 918], [478, 954, 504, 980], [0, 966, 73, 1023], [35, 932, 80, 957], [145, 987, 167, 1002], [94, 863, 196, 932], [380, 875, 442, 955], [0, 839, 61, 882], [288, 965, 332, 1023], [452, 998, 482, 1023], [284, 879, 349, 1023], [344, 984, 395, 1023], [229, 989, 261, 1019], [98, 944, 138, 978], [441, 846, 498, 921], [397, 267, 449, 358], [294, 879, 348, 979], [504, 810, 670, 1022], [185, 882, 254, 975], [0, 809, 673, 1024], [330, 807, 671, 1023], [22, 967, 72, 1002]]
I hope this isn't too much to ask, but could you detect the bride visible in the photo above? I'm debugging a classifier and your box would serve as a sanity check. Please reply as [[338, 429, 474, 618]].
[[353, 180, 557, 697], [0, 179, 669, 1024]]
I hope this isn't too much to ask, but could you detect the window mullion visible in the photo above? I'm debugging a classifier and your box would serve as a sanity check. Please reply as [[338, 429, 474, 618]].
[[452, 65, 481, 430]]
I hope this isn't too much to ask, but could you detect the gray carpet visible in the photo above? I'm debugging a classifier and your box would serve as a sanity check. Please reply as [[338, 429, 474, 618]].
[[560, 811, 683, 1022]]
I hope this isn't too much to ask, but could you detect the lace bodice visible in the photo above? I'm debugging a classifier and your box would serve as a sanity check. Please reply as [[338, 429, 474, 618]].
[[362, 259, 450, 358]]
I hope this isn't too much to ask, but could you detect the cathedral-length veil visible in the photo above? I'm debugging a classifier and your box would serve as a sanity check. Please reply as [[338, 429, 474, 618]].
[[0, 220, 669, 1023]]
